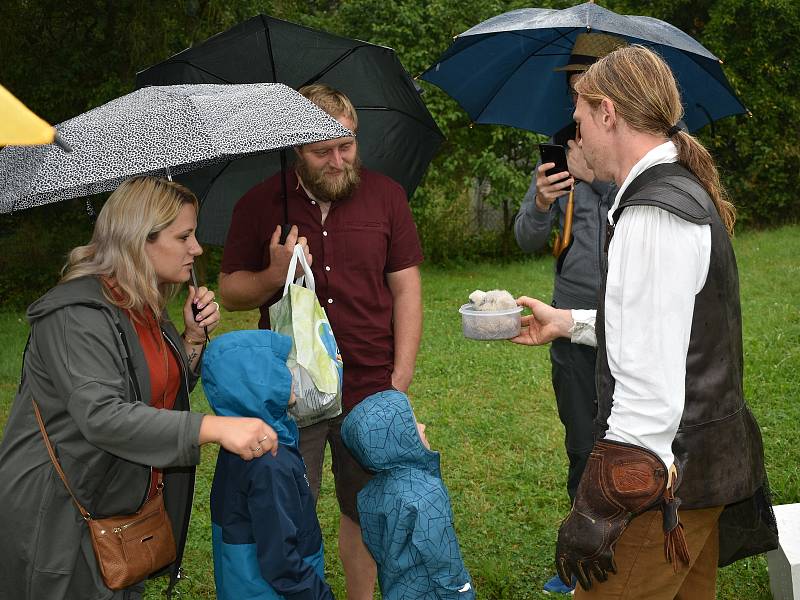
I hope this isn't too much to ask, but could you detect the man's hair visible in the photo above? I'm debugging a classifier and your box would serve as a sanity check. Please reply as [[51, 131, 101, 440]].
[[576, 45, 735, 235], [298, 83, 358, 132], [61, 176, 199, 316]]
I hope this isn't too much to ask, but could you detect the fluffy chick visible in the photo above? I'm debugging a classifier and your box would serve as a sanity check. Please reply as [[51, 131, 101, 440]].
[[468, 289, 516, 311]]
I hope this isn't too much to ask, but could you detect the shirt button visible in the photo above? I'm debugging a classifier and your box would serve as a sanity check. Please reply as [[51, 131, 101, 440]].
[[311, 200, 316, 205], [327, 298, 334, 304], [325, 266, 331, 271], [322, 230, 328, 236]]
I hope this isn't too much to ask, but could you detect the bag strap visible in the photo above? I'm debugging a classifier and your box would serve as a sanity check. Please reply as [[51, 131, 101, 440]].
[[29, 308, 160, 520], [282, 243, 315, 297], [32, 399, 164, 520], [32, 399, 92, 519]]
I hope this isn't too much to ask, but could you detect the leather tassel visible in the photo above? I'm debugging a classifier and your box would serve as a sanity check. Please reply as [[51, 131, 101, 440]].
[[661, 488, 691, 571], [664, 521, 691, 572]]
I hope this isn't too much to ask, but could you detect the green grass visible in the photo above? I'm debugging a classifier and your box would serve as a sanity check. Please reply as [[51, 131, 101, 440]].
[[1, 224, 798, 599]]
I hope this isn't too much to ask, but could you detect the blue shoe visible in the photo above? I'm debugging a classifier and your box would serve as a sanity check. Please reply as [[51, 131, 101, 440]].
[[543, 573, 575, 594]]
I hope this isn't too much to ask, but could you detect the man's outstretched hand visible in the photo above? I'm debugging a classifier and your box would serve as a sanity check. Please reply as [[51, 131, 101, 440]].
[[509, 296, 573, 346]]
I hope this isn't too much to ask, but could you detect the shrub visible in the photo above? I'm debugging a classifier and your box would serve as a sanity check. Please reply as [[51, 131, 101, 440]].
[[0, 199, 97, 310], [701, 0, 800, 226]]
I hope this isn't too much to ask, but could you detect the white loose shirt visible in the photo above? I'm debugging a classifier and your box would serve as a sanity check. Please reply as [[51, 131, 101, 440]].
[[571, 142, 711, 469]]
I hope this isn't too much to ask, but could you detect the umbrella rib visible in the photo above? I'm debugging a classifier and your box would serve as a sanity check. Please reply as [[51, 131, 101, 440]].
[[626, 40, 746, 124], [149, 60, 234, 84], [502, 29, 575, 50], [261, 14, 280, 81], [300, 45, 373, 88], [430, 29, 572, 72], [474, 28, 579, 125], [694, 103, 716, 136], [197, 161, 234, 209], [356, 106, 444, 136], [260, 16, 290, 224], [680, 50, 745, 109]]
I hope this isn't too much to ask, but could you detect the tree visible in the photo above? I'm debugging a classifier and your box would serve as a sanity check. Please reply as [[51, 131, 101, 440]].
[[1, 0, 797, 301]]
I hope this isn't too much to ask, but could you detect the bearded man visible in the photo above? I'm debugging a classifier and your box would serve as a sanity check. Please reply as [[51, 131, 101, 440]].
[[219, 84, 423, 600]]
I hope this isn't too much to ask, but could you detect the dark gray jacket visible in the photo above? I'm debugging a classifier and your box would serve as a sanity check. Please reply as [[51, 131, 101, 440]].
[[514, 168, 615, 309], [0, 276, 204, 600]]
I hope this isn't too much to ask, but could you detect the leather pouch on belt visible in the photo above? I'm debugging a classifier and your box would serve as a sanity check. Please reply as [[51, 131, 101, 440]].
[[555, 439, 691, 591]]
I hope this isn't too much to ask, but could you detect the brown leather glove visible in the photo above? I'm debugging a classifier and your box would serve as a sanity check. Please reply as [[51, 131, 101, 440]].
[[555, 439, 669, 591]]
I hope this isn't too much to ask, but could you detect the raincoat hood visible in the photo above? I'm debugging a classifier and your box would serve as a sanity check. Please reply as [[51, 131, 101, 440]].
[[27, 277, 114, 324], [341, 390, 475, 599], [342, 390, 440, 477], [202, 329, 297, 447]]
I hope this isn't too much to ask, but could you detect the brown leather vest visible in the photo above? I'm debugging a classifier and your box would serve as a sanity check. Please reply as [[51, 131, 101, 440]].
[[595, 163, 768, 513]]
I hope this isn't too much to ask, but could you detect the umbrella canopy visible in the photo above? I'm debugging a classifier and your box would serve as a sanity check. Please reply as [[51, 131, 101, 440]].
[[136, 15, 444, 239], [0, 83, 351, 222], [0, 84, 71, 151], [421, 2, 746, 135]]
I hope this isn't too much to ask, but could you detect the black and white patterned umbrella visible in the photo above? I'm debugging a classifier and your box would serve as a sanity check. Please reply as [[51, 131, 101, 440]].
[[0, 83, 351, 214]]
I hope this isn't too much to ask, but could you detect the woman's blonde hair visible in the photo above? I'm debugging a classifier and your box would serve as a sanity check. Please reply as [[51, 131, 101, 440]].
[[61, 176, 199, 316], [575, 45, 736, 235]]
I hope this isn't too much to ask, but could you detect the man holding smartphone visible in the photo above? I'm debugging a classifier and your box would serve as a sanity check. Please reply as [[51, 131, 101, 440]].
[[512, 32, 625, 595]]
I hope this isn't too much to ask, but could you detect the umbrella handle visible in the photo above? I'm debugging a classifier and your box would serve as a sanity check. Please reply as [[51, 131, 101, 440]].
[[54, 132, 72, 153], [552, 187, 574, 258], [279, 222, 292, 244], [190, 267, 209, 343]]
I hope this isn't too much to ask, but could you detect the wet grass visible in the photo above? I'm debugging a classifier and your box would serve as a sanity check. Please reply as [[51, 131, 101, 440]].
[[1, 224, 798, 599]]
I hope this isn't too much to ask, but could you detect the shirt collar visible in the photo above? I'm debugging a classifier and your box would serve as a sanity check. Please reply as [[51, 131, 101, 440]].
[[608, 141, 678, 225], [293, 170, 318, 202]]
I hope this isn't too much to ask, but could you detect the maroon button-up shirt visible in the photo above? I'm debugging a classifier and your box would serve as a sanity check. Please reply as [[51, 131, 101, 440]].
[[221, 168, 423, 410]]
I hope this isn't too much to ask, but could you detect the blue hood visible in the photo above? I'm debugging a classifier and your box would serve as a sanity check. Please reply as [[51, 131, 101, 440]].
[[202, 329, 297, 447], [341, 390, 440, 476], [342, 391, 475, 599]]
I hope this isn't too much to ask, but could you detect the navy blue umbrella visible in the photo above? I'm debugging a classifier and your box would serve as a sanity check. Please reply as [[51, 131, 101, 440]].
[[421, 2, 746, 135]]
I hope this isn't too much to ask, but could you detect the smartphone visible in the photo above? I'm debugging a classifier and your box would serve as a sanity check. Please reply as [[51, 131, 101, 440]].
[[539, 143, 569, 178]]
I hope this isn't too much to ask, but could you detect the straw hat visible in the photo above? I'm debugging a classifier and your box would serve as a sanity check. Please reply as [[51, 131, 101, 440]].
[[554, 32, 627, 72]]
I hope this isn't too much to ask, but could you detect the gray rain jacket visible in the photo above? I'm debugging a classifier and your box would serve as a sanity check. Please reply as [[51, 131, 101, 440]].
[[514, 164, 616, 310], [0, 276, 204, 600]]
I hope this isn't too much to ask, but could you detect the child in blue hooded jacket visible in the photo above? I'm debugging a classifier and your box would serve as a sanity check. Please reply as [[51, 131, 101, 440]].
[[202, 329, 333, 600], [341, 390, 475, 600]]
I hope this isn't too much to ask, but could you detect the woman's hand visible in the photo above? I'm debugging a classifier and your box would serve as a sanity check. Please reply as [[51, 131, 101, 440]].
[[199, 415, 279, 460], [183, 285, 221, 341], [509, 296, 573, 346], [182, 286, 221, 369]]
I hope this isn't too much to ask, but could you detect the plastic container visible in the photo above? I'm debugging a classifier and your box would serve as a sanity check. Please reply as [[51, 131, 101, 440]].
[[459, 303, 523, 340]]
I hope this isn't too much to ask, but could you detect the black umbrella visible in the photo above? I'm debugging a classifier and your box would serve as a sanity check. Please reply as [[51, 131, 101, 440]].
[[136, 15, 444, 246]]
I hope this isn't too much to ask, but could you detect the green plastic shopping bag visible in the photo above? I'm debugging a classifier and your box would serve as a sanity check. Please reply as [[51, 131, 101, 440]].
[[269, 244, 343, 427]]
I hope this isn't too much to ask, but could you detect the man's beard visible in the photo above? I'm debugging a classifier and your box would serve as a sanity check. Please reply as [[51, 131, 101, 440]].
[[296, 154, 362, 202]]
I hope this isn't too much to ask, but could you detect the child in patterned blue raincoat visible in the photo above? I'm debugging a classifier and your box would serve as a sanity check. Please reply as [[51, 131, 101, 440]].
[[341, 390, 475, 600], [202, 329, 333, 600]]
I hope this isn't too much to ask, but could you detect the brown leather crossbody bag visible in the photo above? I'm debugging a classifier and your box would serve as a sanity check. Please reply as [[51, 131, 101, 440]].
[[33, 399, 176, 590]]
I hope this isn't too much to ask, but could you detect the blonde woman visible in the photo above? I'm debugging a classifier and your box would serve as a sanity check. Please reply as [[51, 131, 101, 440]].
[[0, 176, 278, 600]]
